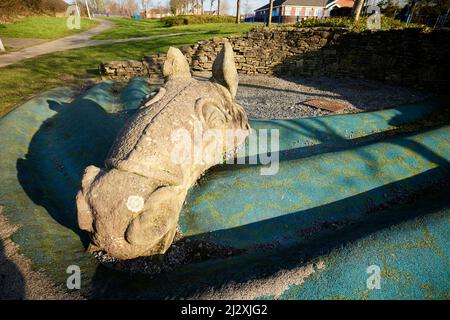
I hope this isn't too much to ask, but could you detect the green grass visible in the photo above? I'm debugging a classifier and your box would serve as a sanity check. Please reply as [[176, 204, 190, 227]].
[[0, 16, 99, 39], [0, 22, 254, 117], [93, 18, 256, 40]]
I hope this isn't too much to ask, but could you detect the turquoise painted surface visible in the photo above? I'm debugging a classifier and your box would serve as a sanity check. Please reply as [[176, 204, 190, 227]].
[[246, 100, 442, 156], [0, 79, 448, 299], [278, 190, 450, 300], [179, 126, 450, 249], [0, 79, 154, 287], [89, 188, 450, 299]]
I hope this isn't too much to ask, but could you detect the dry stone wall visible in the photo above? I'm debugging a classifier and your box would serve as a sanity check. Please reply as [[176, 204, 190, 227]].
[[100, 27, 450, 91], [99, 54, 166, 84]]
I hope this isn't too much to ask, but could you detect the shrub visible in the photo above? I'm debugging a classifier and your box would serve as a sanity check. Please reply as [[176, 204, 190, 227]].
[[294, 16, 428, 31], [295, 17, 353, 28], [41, 0, 68, 14], [0, 0, 67, 22], [161, 15, 235, 27]]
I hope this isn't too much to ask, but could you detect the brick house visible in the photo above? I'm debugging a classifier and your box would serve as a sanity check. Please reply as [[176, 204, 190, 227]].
[[142, 8, 173, 19], [254, 0, 355, 23]]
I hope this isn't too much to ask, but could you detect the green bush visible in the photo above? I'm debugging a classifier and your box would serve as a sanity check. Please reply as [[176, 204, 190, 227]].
[[161, 15, 235, 27], [0, 0, 68, 22], [295, 17, 353, 28], [294, 16, 429, 32]]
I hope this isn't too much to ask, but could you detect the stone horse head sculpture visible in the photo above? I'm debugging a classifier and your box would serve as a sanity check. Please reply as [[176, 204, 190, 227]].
[[76, 43, 250, 259]]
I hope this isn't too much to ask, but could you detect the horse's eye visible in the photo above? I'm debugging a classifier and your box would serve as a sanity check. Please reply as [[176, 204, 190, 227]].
[[195, 98, 231, 129]]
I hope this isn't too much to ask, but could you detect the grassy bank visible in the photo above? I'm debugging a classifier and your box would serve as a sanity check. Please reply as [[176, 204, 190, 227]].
[[0, 16, 99, 39], [93, 17, 256, 40], [0, 22, 254, 117]]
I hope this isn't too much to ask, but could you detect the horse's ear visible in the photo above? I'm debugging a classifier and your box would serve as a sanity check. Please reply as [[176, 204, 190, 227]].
[[163, 47, 191, 80], [212, 42, 238, 99]]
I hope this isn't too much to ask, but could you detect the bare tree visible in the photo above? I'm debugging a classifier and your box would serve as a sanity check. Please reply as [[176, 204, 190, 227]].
[[352, 0, 365, 21], [243, 0, 251, 14], [217, 0, 220, 15], [141, 0, 151, 12], [127, 0, 139, 15], [88, 0, 103, 14], [267, 0, 273, 26], [169, 0, 181, 15], [170, 0, 191, 15], [84, 0, 92, 18], [235, 0, 240, 23], [219, 0, 229, 14], [0, 38, 5, 52]]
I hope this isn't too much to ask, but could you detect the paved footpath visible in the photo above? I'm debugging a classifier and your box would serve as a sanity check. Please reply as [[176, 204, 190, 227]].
[[0, 19, 199, 68]]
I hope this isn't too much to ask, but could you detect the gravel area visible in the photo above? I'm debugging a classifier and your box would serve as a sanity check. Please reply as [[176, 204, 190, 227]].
[[230, 74, 431, 119], [0, 209, 80, 300], [94, 228, 242, 276]]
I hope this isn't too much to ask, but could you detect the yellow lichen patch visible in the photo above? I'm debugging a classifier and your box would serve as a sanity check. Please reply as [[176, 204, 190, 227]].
[[420, 283, 449, 300]]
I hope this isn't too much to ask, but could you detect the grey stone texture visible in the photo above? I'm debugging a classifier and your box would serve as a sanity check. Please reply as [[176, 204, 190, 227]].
[[100, 27, 450, 91]]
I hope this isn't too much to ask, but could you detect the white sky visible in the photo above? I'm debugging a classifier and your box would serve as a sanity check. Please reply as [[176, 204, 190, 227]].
[[66, 1, 268, 15]]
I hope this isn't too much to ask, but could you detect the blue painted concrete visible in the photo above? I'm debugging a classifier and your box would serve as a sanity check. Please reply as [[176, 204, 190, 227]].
[[246, 99, 442, 156], [0, 79, 448, 299], [179, 126, 450, 250]]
